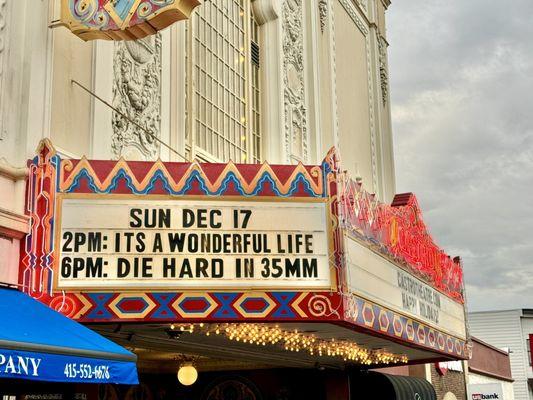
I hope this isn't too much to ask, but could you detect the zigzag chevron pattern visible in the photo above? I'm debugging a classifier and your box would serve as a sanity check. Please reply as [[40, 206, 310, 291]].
[[60, 158, 325, 197]]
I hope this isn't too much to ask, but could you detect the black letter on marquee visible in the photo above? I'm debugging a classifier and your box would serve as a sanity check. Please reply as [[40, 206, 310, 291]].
[[303, 258, 318, 278], [163, 258, 176, 278], [182, 209, 195, 228], [210, 210, 222, 228], [117, 258, 130, 278], [285, 258, 301, 278], [179, 259, 193, 278], [87, 232, 102, 252], [86, 257, 103, 278], [62, 232, 73, 252], [168, 233, 186, 252], [152, 233, 163, 252], [196, 258, 209, 277], [130, 209, 143, 228], [212, 258, 224, 278], [61, 257, 72, 277], [159, 209, 171, 228], [74, 233, 86, 252]]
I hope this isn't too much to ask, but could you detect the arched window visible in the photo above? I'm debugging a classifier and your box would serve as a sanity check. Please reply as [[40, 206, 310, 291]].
[[443, 392, 458, 400], [186, 0, 262, 163]]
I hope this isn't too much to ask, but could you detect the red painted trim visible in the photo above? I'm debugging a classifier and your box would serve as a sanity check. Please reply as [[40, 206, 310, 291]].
[[529, 333, 533, 370], [468, 366, 514, 383]]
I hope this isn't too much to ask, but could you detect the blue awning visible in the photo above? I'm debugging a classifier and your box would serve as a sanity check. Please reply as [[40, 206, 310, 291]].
[[0, 287, 138, 384]]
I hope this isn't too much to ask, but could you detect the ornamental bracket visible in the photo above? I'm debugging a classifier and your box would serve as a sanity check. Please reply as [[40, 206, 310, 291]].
[[59, 0, 201, 41]]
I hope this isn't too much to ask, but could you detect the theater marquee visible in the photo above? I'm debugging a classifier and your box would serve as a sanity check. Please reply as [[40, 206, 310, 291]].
[[56, 198, 331, 290], [22, 140, 469, 361]]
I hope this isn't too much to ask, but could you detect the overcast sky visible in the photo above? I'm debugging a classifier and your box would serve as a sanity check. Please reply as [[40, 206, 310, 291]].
[[387, 1, 533, 311]]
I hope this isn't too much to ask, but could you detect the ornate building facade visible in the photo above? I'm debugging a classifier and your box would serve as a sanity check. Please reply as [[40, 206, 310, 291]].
[[0, 1, 394, 183], [0, 2, 460, 399], [0, 0, 396, 286]]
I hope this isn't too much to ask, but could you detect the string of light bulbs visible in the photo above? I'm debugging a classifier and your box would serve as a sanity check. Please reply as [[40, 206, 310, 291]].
[[168, 323, 408, 365]]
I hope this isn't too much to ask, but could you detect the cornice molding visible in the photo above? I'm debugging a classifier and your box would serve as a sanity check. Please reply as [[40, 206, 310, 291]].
[[0, 207, 29, 238], [0, 158, 27, 181], [338, 0, 369, 36], [251, 0, 280, 25]]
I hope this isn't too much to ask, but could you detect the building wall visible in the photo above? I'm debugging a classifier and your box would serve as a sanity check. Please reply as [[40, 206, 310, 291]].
[[430, 365, 467, 400], [332, 0, 373, 190], [0, 1, 397, 287], [0, 0, 396, 187], [469, 310, 531, 400], [468, 337, 513, 382], [49, 25, 94, 158], [467, 373, 515, 400], [521, 314, 533, 379], [521, 314, 533, 399]]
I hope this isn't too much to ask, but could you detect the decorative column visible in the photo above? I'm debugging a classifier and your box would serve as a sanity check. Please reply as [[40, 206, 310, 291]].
[[282, 0, 308, 163], [377, 34, 389, 106]]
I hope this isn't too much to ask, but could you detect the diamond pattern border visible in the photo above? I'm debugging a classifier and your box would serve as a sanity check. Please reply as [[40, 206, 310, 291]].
[[343, 294, 467, 359]]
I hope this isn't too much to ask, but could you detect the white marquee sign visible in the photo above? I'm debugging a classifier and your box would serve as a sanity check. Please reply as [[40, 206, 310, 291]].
[[56, 198, 331, 290], [344, 234, 466, 339]]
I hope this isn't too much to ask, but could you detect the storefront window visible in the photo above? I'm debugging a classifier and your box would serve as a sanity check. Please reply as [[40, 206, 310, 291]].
[[186, 0, 262, 163]]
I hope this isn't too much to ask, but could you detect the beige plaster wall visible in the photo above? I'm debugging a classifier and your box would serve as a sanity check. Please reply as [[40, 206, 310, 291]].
[[0, 0, 400, 285], [376, 0, 387, 39], [317, 13, 336, 157], [49, 28, 94, 158], [378, 69, 396, 201], [332, 0, 375, 193]]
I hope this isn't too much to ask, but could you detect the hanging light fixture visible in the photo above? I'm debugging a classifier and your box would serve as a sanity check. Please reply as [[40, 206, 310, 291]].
[[177, 362, 198, 386]]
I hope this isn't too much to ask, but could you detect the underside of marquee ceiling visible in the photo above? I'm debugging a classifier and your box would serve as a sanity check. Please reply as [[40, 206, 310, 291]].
[[89, 322, 454, 373]]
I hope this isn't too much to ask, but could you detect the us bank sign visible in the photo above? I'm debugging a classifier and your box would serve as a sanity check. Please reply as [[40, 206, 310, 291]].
[[21, 140, 469, 362]]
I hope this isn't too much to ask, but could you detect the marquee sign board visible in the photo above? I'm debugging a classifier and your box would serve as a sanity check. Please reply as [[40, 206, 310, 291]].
[[56, 197, 331, 290], [60, 0, 201, 41], [21, 140, 468, 360], [345, 235, 467, 340]]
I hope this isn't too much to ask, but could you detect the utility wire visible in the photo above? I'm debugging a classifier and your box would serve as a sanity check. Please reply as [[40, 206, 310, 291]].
[[71, 79, 187, 161]]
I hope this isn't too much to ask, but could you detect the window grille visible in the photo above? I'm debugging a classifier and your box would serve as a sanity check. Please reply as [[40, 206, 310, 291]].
[[186, 0, 261, 163], [250, 10, 261, 163]]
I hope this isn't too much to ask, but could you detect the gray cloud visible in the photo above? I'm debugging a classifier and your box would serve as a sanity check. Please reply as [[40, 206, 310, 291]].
[[388, 0, 533, 311]]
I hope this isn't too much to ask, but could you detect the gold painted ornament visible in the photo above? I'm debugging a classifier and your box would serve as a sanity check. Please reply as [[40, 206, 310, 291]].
[[59, 0, 201, 41]]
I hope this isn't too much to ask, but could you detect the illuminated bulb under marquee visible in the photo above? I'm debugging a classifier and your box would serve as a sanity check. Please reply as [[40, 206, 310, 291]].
[[177, 363, 198, 386], [170, 323, 408, 365]]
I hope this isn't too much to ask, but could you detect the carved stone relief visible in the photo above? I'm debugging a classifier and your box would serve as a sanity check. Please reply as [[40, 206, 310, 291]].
[[112, 33, 162, 160], [378, 34, 389, 105], [282, 0, 308, 162], [0, 0, 9, 141], [318, 0, 328, 33]]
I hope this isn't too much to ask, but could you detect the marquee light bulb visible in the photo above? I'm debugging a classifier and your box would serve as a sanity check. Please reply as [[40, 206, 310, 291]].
[[177, 363, 198, 386], [171, 323, 408, 366]]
